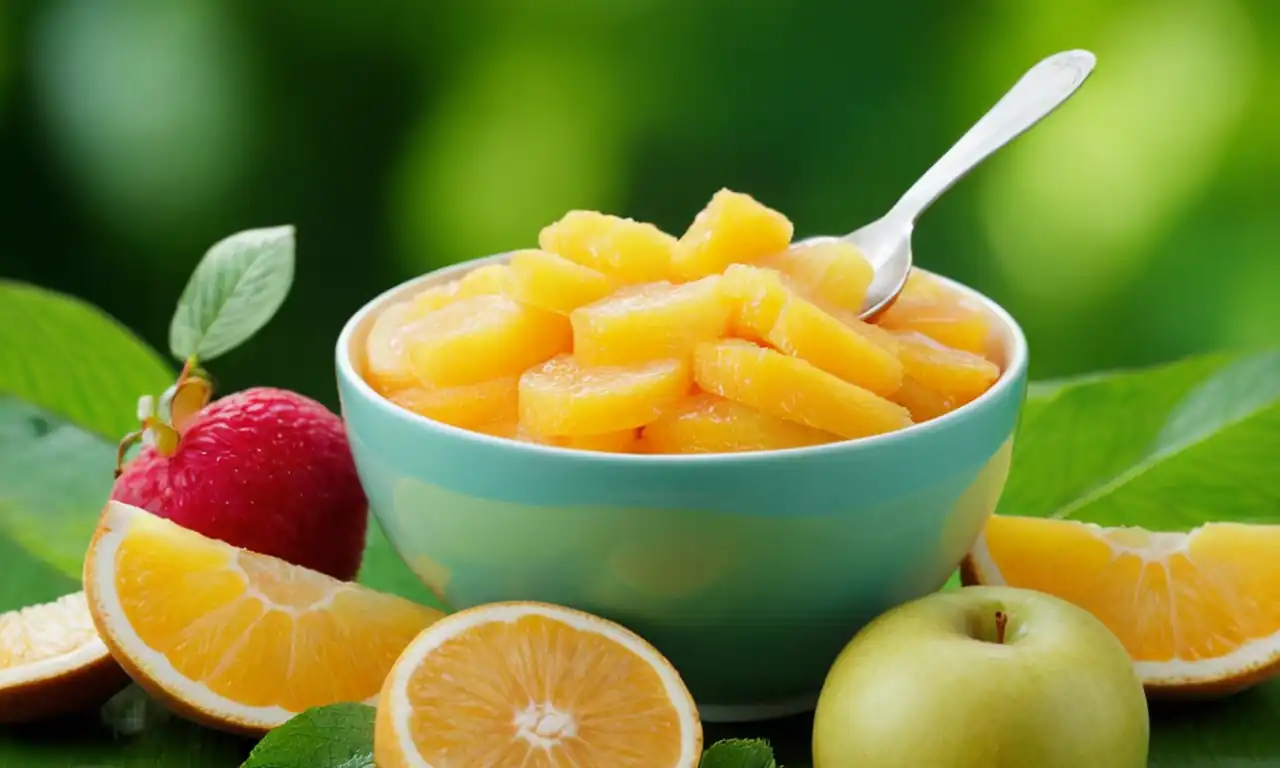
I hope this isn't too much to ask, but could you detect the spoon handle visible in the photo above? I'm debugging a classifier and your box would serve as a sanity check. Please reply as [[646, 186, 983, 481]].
[[887, 49, 1096, 225]]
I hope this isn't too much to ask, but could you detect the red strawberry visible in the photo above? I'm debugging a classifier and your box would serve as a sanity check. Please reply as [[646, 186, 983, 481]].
[[111, 386, 368, 580]]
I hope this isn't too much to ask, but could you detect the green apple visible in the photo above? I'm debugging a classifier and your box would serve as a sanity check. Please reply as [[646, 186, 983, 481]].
[[812, 585, 1148, 768]]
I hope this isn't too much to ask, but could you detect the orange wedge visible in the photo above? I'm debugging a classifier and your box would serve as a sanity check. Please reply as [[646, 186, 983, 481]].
[[0, 592, 129, 723], [84, 501, 445, 735], [375, 601, 702, 768], [962, 515, 1280, 695]]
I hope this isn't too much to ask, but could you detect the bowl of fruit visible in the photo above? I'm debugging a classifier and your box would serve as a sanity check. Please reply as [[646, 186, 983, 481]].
[[335, 189, 1028, 720]]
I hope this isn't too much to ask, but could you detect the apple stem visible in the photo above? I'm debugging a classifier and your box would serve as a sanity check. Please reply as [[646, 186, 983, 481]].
[[995, 611, 1008, 645]]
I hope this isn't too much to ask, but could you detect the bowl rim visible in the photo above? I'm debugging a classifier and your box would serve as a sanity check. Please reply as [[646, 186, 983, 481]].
[[335, 252, 1029, 466]]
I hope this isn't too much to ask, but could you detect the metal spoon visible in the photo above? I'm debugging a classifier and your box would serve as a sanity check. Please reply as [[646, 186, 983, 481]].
[[835, 49, 1097, 319]]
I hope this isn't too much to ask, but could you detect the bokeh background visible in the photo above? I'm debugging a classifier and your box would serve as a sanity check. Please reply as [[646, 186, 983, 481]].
[[2, 0, 1278, 409]]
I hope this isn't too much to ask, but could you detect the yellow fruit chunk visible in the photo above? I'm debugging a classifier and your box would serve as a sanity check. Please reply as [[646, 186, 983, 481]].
[[84, 502, 444, 735], [388, 377, 519, 429], [673, 189, 793, 280], [0, 592, 129, 724], [718, 264, 791, 343], [405, 295, 572, 387], [964, 516, 1280, 695], [375, 602, 702, 768], [694, 340, 912, 439], [572, 277, 731, 366], [474, 419, 639, 453], [760, 238, 874, 312], [894, 331, 1000, 405], [539, 211, 675, 284], [877, 270, 994, 356], [365, 301, 419, 394], [406, 280, 463, 315], [639, 393, 837, 454], [766, 295, 904, 396], [504, 248, 613, 315], [889, 377, 958, 422], [519, 355, 691, 436], [455, 264, 510, 298]]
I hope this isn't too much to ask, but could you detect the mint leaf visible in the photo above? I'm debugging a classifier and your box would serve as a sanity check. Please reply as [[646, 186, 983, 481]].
[[998, 348, 1280, 529], [169, 225, 295, 362], [700, 738, 780, 768], [0, 280, 173, 440], [243, 703, 374, 768]]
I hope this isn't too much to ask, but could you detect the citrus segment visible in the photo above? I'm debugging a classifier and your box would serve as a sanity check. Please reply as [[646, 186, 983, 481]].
[[365, 301, 421, 394], [639, 393, 837, 454], [84, 501, 445, 734], [455, 264, 511, 298], [0, 592, 129, 723], [759, 238, 874, 312], [519, 355, 690, 436], [571, 278, 731, 366], [375, 602, 701, 768], [505, 249, 613, 315], [718, 264, 791, 343], [766, 295, 904, 396], [405, 295, 572, 387], [876, 270, 994, 356], [673, 189, 793, 280], [894, 331, 1000, 405], [693, 340, 912, 439], [963, 515, 1280, 693], [388, 378, 519, 430], [888, 377, 958, 422], [539, 211, 675, 284]]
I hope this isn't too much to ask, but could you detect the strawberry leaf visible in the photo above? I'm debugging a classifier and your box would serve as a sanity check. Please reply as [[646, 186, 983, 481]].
[[169, 225, 296, 363]]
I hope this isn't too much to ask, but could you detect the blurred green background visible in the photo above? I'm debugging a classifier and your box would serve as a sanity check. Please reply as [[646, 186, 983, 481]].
[[2, 0, 1277, 410]]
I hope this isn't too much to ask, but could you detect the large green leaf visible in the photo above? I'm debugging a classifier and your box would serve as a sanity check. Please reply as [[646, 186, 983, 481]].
[[0, 280, 173, 440]]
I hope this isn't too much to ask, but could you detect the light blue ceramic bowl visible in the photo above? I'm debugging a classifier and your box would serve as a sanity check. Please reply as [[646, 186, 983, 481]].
[[335, 254, 1028, 723]]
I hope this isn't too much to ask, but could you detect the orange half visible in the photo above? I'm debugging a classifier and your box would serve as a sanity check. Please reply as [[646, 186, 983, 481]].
[[84, 501, 445, 734], [376, 601, 702, 768], [962, 515, 1280, 695]]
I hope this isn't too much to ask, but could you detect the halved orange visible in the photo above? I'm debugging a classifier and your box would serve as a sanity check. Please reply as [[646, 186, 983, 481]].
[[84, 501, 445, 735], [375, 601, 702, 768], [962, 515, 1280, 695], [0, 592, 129, 723]]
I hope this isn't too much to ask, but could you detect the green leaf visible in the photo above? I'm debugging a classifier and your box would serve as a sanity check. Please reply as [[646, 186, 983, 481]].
[[168, 225, 296, 362], [999, 348, 1280, 529], [243, 704, 374, 768], [0, 280, 173, 440], [700, 738, 780, 768]]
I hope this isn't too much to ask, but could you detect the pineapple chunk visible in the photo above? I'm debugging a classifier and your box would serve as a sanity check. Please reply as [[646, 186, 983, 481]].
[[539, 211, 675, 284], [718, 264, 791, 343], [639, 393, 837, 454], [519, 355, 690, 436], [571, 277, 731, 366], [766, 296, 904, 396], [505, 249, 613, 315], [406, 280, 463, 316], [364, 301, 419, 394], [759, 238, 874, 312], [693, 340, 912, 439], [876, 270, 993, 356], [404, 295, 571, 387], [894, 331, 1001, 405], [475, 419, 639, 453], [387, 377, 519, 429], [673, 189, 793, 280], [455, 264, 511, 298], [889, 377, 958, 423]]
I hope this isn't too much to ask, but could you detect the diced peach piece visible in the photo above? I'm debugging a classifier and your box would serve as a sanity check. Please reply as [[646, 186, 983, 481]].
[[889, 378, 958, 422], [404, 295, 571, 387], [387, 378, 519, 429], [639, 393, 837, 454], [673, 189, 793, 280], [538, 211, 674, 284], [693, 340, 912, 439], [876, 270, 993, 356], [455, 264, 510, 298], [519, 355, 690, 436], [718, 264, 791, 343], [571, 277, 731, 366], [364, 301, 419, 394], [894, 331, 1001, 405], [504, 249, 613, 315], [766, 296, 903, 396], [759, 239, 874, 312]]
